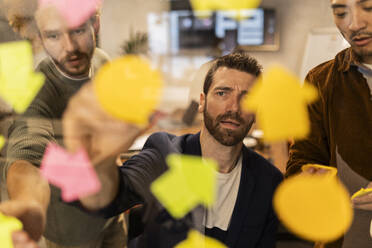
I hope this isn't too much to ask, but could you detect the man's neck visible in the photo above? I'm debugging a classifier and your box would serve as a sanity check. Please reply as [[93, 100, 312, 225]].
[[200, 125, 243, 174]]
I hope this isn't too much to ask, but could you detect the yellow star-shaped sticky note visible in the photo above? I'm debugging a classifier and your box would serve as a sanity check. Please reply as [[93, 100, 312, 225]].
[[151, 154, 217, 219], [190, 0, 261, 19], [93, 55, 163, 125], [242, 65, 318, 142], [273, 165, 353, 242], [0, 213, 23, 248], [176, 230, 226, 248], [0, 41, 45, 113]]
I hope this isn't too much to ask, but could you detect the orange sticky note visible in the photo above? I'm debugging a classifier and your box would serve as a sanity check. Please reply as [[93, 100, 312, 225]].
[[242, 65, 318, 142], [273, 166, 353, 242], [40, 143, 101, 202], [176, 230, 226, 248], [93, 55, 163, 125], [151, 154, 217, 219], [0, 213, 23, 248]]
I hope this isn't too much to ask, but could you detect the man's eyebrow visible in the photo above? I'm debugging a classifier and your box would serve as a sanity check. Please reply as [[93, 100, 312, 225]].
[[43, 30, 59, 35], [213, 87, 233, 91], [331, 3, 347, 9]]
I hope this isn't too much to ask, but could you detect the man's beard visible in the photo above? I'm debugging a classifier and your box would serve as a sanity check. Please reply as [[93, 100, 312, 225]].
[[53, 51, 92, 77], [203, 108, 254, 146]]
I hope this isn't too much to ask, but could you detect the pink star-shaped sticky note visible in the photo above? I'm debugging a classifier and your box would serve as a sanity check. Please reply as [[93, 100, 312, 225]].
[[38, 0, 102, 28], [40, 143, 101, 202]]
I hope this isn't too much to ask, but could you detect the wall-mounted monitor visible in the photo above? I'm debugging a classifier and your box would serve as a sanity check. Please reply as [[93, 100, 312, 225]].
[[148, 7, 279, 55]]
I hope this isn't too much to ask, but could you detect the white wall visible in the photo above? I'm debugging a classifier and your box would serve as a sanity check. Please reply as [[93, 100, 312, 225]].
[[100, 0, 335, 74], [100, 0, 336, 109]]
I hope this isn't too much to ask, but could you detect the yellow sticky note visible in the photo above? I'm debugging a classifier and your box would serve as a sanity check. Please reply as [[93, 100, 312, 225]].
[[190, 0, 261, 12], [273, 170, 353, 242], [0, 135, 5, 150], [151, 154, 217, 219], [351, 188, 372, 200], [176, 230, 226, 248], [0, 41, 45, 113], [0, 213, 23, 248], [242, 65, 318, 142], [93, 56, 163, 125]]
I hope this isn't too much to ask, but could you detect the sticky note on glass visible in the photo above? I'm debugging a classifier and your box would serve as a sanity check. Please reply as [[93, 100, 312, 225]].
[[0, 41, 45, 113], [190, 0, 261, 18], [242, 65, 318, 142], [38, 0, 102, 28], [151, 154, 217, 219], [176, 230, 226, 248], [40, 143, 101, 202], [0, 213, 23, 248], [93, 55, 163, 125], [0, 136, 5, 150], [273, 170, 353, 242]]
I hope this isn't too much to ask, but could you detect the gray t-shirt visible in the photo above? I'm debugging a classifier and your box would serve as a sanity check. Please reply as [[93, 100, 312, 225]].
[[3, 48, 113, 246]]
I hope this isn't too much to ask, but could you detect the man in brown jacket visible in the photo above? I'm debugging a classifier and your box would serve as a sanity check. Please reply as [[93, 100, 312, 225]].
[[287, 0, 372, 247]]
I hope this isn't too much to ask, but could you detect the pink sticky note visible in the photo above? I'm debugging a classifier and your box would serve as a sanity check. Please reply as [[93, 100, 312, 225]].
[[38, 0, 102, 28], [40, 143, 101, 202]]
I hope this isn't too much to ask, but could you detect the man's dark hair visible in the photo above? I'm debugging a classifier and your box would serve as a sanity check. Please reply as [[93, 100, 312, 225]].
[[203, 52, 262, 94]]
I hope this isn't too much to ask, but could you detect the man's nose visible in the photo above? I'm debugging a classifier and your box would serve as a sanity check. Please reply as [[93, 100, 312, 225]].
[[349, 8, 367, 32], [63, 34, 78, 52], [227, 95, 241, 113]]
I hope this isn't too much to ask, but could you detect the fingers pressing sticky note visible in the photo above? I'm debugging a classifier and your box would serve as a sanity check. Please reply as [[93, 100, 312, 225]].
[[93, 55, 163, 125], [38, 0, 102, 28], [273, 168, 353, 242], [40, 143, 101, 202], [0, 213, 23, 248], [176, 230, 226, 248], [242, 65, 318, 142], [351, 187, 372, 200], [0, 41, 45, 113], [151, 154, 217, 219]]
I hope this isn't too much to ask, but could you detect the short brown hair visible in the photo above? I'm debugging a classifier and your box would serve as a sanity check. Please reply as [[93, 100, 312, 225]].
[[203, 52, 262, 94]]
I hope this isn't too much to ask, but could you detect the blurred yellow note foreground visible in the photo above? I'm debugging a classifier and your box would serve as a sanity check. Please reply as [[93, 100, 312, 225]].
[[242, 65, 318, 142], [273, 164, 353, 242], [0, 41, 45, 113], [151, 154, 217, 219], [93, 55, 163, 125], [0, 213, 23, 248], [176, 230, 226, 248]]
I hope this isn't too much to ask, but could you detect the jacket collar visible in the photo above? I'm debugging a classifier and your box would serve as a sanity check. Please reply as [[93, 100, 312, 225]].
[[338, 47, 364, 72]]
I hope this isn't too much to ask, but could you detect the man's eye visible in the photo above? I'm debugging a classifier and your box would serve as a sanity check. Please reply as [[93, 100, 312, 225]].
[[333, 10, 347, 18], [363, 6, 372, 12], [73, 28, 85, 34], [47, 34, 59, 39], [216, 91, 225, 96]]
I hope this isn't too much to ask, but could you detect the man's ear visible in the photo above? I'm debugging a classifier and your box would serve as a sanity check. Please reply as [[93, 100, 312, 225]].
[[198, 93, 205, 113], [92, 14, 100, 35]]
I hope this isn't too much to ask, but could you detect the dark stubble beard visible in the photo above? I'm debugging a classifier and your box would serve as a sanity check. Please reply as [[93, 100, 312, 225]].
[[203, 106, 254, 146]]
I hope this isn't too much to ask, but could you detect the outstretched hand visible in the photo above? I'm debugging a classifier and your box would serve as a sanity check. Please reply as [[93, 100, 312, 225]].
[[63, 82, 147, 164]]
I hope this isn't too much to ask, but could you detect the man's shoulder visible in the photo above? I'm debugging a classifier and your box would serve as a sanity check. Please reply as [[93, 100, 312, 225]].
[[306, 48, 350, 83]]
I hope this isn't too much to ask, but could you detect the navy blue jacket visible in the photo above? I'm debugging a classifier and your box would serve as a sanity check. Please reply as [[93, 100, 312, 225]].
[[99, 132, 283, 248]]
